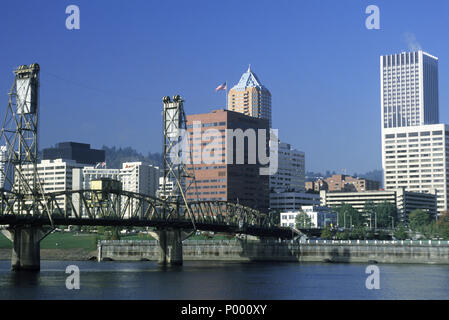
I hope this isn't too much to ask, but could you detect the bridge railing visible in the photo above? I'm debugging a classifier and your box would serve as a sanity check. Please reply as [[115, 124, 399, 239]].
[[98, 238, 449, 247], [98, 239, 292, 246], [302, 239, 449, 246]]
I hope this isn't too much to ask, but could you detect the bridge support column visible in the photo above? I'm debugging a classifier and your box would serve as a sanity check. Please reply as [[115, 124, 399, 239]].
[[1, 225, 53, 271], [149, 229, 193, 266]]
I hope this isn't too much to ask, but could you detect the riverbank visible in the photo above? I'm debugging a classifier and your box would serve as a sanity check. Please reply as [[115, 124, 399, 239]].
[[98, 239, 449, 264], [3, 238, 449, 264], [0, 248, 97, 261]]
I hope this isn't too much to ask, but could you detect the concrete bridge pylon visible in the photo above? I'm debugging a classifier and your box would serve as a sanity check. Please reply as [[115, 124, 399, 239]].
[[149, 229, 194, 266], [1, 225, 53, 271]]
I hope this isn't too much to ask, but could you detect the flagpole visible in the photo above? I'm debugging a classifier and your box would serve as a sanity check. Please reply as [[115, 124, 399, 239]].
[[225, 81, 228, 110]]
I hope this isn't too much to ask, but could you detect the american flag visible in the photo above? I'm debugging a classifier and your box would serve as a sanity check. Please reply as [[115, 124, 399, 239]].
[[215, 82, 227, 92], [95, 162, 107, 168]]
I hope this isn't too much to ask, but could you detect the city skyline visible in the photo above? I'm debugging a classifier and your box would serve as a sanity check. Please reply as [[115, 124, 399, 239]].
[[1, 1, 449, 175], [2, 1, 449, 302]]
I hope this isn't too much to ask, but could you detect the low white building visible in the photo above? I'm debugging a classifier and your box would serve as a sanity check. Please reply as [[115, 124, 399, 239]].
[[320, 188, 438, 220], [281, 206, 337, 229], [18, 159, 87, 213]]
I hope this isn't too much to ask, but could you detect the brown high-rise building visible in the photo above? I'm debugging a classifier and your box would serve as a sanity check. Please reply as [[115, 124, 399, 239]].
[[186, 109, 269, 212]]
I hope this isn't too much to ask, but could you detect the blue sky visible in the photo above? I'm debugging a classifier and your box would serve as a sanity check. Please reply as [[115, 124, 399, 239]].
[[0, 0, 448, 174]]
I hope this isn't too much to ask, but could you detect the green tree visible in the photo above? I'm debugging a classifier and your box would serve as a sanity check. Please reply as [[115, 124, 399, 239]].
[[97, 226, 121, 240], [365, 229, 375, 240], [268, 210, 281, 226], [349, 227, 367, 240], [375, 201, 398, 229], [437, 222, 449, 240], [321, 227, 333, 240], [364, 201, 376, 228], [437, 211, 449, 239], [422, 221, 438, 239], [335, 230, 350, 240], [393, 224, 408, 240], [295, 211, 313, 229], [335, 203, 365, 229], [408, 209, 432, 232]]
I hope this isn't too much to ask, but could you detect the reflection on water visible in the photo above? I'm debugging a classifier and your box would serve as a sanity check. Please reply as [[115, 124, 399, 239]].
[[0, 260, 449, 300]]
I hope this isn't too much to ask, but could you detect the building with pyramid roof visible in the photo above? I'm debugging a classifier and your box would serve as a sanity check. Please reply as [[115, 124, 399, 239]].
[[227, 66, 272, 127]]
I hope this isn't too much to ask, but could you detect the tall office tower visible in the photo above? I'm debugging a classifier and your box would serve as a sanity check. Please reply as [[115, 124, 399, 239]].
[[270, 142, 305, 193], [381, 51, 444, 215], [185, 109, 270, 212], [228, 66, 272, 127], [381, 51, 439, 129]]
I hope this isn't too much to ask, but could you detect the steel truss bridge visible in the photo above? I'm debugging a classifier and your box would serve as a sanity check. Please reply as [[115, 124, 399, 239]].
[[0, 188, 295, 239], [0, 64, 299, 270]]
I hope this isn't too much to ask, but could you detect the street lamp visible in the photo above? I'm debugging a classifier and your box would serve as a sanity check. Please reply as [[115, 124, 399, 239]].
[[374, 211, 377, 230]]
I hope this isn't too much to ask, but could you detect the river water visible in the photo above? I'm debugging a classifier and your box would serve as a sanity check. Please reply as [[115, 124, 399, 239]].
[[0, 260, 448, 300]]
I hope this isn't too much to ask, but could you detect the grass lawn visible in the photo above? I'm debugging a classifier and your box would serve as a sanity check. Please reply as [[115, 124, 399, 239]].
[[0, 231, 236, 250], [0, 231, 151, 251]]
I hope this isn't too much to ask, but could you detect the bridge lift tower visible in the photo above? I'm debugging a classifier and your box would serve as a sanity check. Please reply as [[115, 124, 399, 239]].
[[0, 64, 52, 271], [152, 95, 196, 265]]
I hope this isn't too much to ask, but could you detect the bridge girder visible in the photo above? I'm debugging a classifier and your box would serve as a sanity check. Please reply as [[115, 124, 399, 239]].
[[0, 188, 293, 239]]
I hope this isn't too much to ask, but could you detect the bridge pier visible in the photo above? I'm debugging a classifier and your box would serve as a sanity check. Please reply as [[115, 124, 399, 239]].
[[149, 229, 193, 266], [1, 225, 53, 271]]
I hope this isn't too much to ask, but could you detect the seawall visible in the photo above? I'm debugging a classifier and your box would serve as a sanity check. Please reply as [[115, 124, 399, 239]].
[[97, 239, 449, 264]]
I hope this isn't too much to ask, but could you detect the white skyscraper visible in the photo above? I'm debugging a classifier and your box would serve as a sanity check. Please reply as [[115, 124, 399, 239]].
[[381, 50, 446, 215], [269, 141, 319, 212], [120, 162, 160, 197], [381, 50, 439, 129], [270, 142, 305, 192]]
